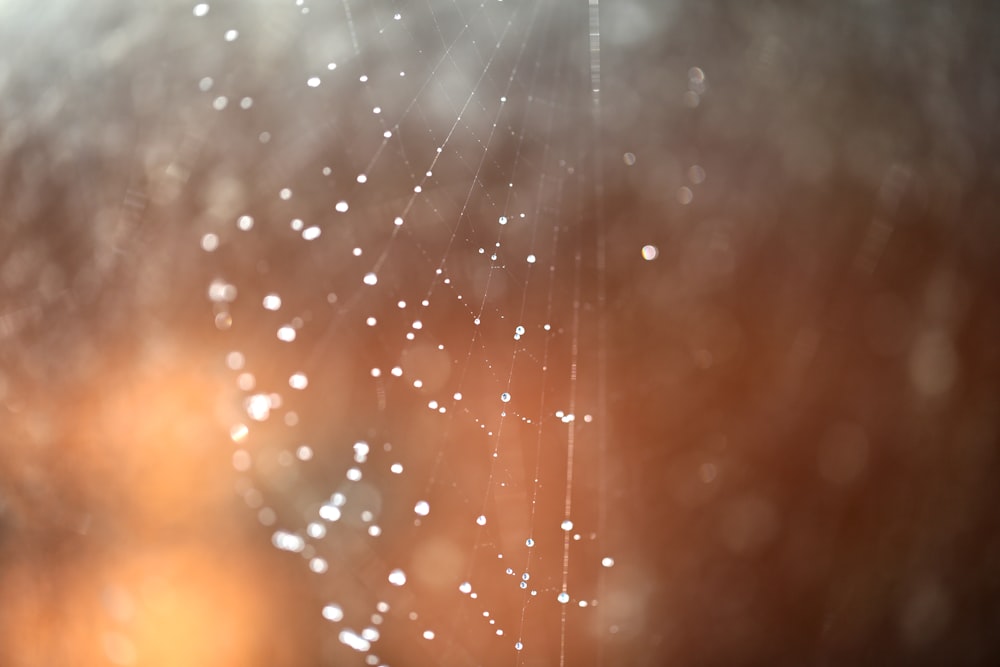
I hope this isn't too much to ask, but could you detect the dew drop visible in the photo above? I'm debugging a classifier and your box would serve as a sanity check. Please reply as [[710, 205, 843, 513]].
[[476, 514, 487, 526], [500, 392, 511, 403], [414, 500, 430, 516], [557, 592, 570, 604], [387, 569, 407, 586], [322, 604, 344, 622]]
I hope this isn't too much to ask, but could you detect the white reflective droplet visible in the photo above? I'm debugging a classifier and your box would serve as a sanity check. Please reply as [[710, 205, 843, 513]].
[[387, 568, 407, 586], [641, 245, 658, 261], [476, 514, 487, 526], [561, 520, 574, 531], [289, 373, 308, 390], [414, 500, 430, 516], [557, 592, 570, 604], [322, 604, 344, 622], [459, 581, 472, 594], [262, 294, 281, 310], [319, 504, 342, 522], [335, 201, 349, 213], [246, 394, 271, 421], [601, 557, 615, 567], [500, 392, 511, 403], [363, 272, 378, 286]]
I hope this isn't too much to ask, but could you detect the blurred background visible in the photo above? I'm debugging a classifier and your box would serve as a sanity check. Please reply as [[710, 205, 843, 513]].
[[1, 0, 999, 665]]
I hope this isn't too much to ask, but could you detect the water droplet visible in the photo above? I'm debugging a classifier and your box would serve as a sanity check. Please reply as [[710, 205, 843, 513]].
[[500, 392, 511, 403], [246, 394, 271, 421], [322, 604, 344, 622], [193, 3, 210, 17], [641, 245, 658, 261], [623, 152, 636, 166], [414, 500, 430, 516], [277, 326, 296, 342], [525, 538, 534, 547], [387, 569, 407, 586], [514, 641, 523, 651], [289, 373, 308, 390], [557, 592, 570, 604], [319, 505, 342, 522], [561, 520, 574, 531], [515, 325, 525, 336], [307, 77, 321, 88], [499, 216, 508, 225], [459, 582, 472, 594], [601, 557, 615, 567], [476, 514, 487, 525], [363, 272, 378, 286]]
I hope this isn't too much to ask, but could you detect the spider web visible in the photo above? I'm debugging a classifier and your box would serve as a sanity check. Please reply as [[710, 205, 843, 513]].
[[197, 1, 611, 665]]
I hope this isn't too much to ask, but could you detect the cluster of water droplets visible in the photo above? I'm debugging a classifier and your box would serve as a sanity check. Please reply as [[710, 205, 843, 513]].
[[194, 0, 620, 664]]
